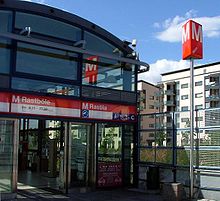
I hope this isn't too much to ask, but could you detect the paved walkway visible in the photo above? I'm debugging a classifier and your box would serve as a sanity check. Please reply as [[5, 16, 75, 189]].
[[14, 188, 163, 201], [3, 187, 216, 201]]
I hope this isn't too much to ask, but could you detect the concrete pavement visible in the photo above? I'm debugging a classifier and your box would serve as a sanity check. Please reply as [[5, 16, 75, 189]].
[[14, 188, 163, 201]]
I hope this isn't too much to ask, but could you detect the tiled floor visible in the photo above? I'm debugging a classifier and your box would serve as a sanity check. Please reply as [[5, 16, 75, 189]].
[[18, 171, 61, 190]]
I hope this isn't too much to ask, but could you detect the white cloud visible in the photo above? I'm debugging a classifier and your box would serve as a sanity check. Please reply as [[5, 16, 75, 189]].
[[138, 59, 189, 84], [154, 10, 220, 42]]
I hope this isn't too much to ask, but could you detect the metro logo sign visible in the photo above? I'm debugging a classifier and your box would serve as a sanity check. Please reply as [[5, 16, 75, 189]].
[[85, 56, 99, 84], [182, 20, 203, 60]]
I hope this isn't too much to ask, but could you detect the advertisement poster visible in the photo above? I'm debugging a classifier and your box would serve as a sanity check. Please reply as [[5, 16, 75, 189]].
[[97, 162, 122, 187]]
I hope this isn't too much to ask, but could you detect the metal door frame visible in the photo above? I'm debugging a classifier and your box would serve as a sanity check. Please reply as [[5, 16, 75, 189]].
[[0, 118, 19, 196]]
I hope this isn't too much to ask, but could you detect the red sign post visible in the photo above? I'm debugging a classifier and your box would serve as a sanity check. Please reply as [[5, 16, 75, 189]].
[[182, 20, 203, 60], [182, 19, 203, 199]]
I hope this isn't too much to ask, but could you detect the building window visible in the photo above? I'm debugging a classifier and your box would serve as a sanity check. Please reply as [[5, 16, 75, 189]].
[[82, 55, 135, 91], [181, 83, 188, 89], [12, 77, 80, 96], [195, 104, 203, 110], [15, 12, 81, 42], [84, 31, 118, 54], [16, 42, 79, 80], [149, 105, 154, 109], [195, 81, 203, 86], [195, 92, 203, 98], [181, 95, 188, 100], [0, 11, 13, 74], [149, 124, 154, 128], [181, 118, 189, 122], [195, 117, 203, 121], [181, 106, 189, 111]]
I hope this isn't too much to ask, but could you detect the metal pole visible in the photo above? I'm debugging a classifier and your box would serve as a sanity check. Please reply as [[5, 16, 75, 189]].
[[190, 58, 194, 199]]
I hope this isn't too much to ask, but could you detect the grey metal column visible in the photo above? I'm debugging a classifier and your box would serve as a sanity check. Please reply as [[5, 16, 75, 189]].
[[190, 58, 194, 199], [64, 122, 71, 194], [88, 123, 97, 188], [12, 119, 19, 194]]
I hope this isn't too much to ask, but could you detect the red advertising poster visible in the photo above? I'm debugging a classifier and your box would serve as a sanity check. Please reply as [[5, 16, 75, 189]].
[[85, 56, 99, 84], [182, 20, 203, 60], [98, 162, 122, 187]]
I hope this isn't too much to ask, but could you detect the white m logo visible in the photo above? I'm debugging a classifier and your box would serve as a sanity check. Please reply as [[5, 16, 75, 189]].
[[192, 22, 202, 42], [182, 21, 202, 44]]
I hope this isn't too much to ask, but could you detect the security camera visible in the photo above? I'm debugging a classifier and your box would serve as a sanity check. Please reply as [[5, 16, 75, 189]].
[[132, 39, 137, 47], [20, 26, 31, 37]]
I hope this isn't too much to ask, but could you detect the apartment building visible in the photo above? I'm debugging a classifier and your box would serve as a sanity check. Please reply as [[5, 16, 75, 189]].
[[161, 61, 220, 146], [137, 80, 162, 146]]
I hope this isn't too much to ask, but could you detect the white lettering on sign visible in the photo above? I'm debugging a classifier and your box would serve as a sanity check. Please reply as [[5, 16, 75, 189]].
[[192, 22, 202, 42], [12, 95, 51, 106], [182, 22, 190, 44], [82, 102, 89, 110], [82, 102, 107, 111], [89, 103, 107, 111]]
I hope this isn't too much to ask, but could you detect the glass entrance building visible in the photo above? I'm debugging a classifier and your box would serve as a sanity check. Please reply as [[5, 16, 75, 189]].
[[0, 0, 149, 198]]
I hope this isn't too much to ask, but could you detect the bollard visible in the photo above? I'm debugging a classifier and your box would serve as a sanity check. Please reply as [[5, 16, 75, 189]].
[[162, 182, 183, 201]]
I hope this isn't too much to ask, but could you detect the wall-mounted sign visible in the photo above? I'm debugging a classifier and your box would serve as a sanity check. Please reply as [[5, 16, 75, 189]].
[[0, 92, 137, 122], [182, 20, 203, 60], [98, 162, 122, 187], [81, 101, 136, 121], [85, 56, 99, 84]]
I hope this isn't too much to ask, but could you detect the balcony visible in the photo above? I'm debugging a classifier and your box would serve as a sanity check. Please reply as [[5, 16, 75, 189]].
[[205, 82, 220, 90], [164, 89, 175, 96], [206, 95, 220, 102], [164, 100, 175, 106]]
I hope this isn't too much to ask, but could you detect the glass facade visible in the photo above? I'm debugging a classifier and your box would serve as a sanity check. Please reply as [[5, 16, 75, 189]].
[[82, 55, 135, 91], [15, 12, 81, 42], [16, 42, 79, 80], [0, 2, 138, 194], [0, 11, 12, 74], [0, 120, 14, 193], [12, 77, 80, 96], [0, 10, 137, 95]]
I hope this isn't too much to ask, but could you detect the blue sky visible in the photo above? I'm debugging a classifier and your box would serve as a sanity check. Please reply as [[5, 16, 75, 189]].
[[24, 0, 220, 84]]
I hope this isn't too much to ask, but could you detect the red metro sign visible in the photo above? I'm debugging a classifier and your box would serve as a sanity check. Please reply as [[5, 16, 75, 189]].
[[182, 20, 203, 60]]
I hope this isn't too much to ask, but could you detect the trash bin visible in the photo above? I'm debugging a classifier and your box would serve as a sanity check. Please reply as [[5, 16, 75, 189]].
[[147, 166, 160, 189]]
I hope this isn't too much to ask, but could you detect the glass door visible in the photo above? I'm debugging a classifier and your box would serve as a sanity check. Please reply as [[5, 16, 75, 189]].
[[70, 123, 91, 187], [97, 123, 122, 187], [0, 119, 18, 194]]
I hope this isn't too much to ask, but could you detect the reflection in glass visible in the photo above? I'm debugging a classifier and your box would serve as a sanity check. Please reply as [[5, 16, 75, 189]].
[[82, 55, 135, 91], [70, 124, 89, 186], [12, 77, 80, 96], [0, 120, 14, 192], [98, 123, 122, 162], [15, 12, 81, 42], [16, 42, 79, 80]]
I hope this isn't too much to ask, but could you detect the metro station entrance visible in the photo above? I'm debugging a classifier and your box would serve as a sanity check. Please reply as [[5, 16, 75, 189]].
[[0, 117, 135, 197], [17, 119, 95, 193]]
